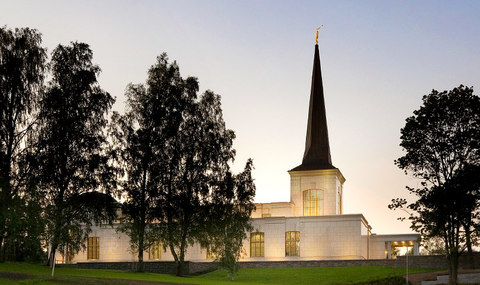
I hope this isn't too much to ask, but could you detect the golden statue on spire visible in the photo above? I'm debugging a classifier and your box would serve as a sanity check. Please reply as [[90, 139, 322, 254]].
[[315, 26, 323, 44]]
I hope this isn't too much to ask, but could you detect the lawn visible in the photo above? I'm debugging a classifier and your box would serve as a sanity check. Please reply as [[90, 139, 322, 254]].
[[0, 262, 434, 285]]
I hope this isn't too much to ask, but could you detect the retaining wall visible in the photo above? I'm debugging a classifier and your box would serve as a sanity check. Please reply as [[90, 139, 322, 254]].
[[69, 253, 480, 275]]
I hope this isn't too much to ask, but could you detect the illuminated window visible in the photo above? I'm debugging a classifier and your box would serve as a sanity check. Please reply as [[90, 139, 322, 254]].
[[285, 231, 300, 256], [149, 241, 161, 260], [87, 237, 99, 260], [64, 247, 73, 263], [303, 189, 324, 216], [206, 248, 217, 259], [250, 232, 264, 257]]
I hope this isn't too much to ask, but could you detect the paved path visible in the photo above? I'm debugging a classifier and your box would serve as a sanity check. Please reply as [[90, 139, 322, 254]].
[[422, 273, 480, 284]]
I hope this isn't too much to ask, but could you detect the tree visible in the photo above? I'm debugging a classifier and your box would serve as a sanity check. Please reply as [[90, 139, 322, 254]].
[[391, 85, 480, 284], [112, 54, 195, 272], [420, 236, 446, 255], [33, 42, 118, 268], [156, 88, 238, 276], [0, 26, 47, 262], [114, 53, 253, 277], [199, 159, 256, 280]]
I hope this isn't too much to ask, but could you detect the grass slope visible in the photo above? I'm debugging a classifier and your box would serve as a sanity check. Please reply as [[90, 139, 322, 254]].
[[0, 262, 434, 285]]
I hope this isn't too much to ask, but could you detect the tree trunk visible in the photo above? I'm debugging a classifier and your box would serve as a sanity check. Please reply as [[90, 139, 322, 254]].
[[464, 224, 474, 269], [137, 226, 144, 272], [0, 235, 5, 262], [0, 237, 4, 262], [448, 251, 459, 285], [137, 248, 144, 272], [49, 244, 57, 268], [176, 259, 186, 277]]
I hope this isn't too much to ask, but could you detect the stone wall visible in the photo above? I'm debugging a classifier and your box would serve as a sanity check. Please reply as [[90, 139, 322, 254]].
[[396, 253, 480, 269], [238, 259, 396, 268], [74, 261, 180, 274], [67, 254, 480, 275]]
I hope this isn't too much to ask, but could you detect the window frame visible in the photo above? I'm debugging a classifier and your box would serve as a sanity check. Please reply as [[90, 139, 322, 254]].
[[303, 189, 324, 216], [285, 231, 300, 257], [149, 241, 162, 260], [250, 232, 265, 257], [87, 237, 100, 260]]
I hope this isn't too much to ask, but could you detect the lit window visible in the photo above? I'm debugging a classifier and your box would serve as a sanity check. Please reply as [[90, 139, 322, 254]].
[[87, 237, 99, 260], [250, 232, 264, 257], [206, 248, 216, 259], [63, 246, 73, 263], [285, 231, 300, 256], [303, 189, 324, 216], [149, 241, 161, 260]]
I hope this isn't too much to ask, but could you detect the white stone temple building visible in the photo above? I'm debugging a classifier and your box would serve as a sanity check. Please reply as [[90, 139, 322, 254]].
[[65, 43, 419, 264]]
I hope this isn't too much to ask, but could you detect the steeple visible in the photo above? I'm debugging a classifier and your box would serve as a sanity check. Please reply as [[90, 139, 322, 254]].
[[291, 43, 335, 171]]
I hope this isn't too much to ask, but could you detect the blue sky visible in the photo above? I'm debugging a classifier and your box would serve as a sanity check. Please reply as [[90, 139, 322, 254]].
[[2, 0, 479, 234]]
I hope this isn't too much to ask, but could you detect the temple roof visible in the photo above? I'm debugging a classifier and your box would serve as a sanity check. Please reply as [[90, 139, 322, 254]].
[[290, 44, 335, 171]]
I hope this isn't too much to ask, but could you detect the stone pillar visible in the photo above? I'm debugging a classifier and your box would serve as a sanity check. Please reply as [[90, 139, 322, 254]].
[[413, 241, 419, 255], [387, 242, 392, 259]]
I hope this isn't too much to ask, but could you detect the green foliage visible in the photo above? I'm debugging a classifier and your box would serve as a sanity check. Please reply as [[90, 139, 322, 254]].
[[32, 42, 117, 267], [391, 85, 480, 284], [153, 70, 240, 277], [200, 160, 256, 280], [0, 26, 47, 262], [421, 237, 446, 255], [111, 53, 198, 272], [112, 53, 252, 277]]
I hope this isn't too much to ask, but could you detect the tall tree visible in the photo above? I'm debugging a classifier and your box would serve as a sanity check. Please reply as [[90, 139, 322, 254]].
[[112, 53, 195, 272], [0, 26, 47, 261], [33, 42, 117, 267], [156, 89, 237, 276], [391, 85, 480, 284], [199, 159, 256, 280]]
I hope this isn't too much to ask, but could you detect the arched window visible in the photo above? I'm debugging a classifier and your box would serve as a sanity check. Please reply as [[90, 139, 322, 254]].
[[303, 189, 324, 216]]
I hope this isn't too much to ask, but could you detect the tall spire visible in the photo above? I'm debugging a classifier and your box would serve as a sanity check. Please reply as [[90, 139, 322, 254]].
[[291, 43, 335, 171]]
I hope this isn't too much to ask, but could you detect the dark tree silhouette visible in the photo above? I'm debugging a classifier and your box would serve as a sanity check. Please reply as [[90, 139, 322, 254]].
[[111, 54, 195, 272], [113, 53, 253, 276], [391, 85, 480, 284], [0, 26, 47, 262], [156, 88, 238, 276], [33, 42, 117, 268]]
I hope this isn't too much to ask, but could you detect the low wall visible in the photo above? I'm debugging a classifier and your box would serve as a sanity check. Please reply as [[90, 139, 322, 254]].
[[69, 254, 480, 275], [74, 261, 180, 274], [396, 253, 480, 269], [238, 259, 396, 268]]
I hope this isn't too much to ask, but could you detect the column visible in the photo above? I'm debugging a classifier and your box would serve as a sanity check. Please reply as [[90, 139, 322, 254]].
[[387, 242, 392, 259], [413, 241, 419, 255]]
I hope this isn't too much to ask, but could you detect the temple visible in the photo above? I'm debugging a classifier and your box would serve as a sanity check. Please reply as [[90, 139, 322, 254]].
[[64, 42, 419, 264]]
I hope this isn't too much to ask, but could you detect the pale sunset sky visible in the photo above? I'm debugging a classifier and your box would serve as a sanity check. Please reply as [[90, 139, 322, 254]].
[[2, 0, 479, 235]]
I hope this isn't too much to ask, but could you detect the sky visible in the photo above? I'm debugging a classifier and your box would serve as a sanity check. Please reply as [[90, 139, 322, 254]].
[[2, 0, 479, 235]]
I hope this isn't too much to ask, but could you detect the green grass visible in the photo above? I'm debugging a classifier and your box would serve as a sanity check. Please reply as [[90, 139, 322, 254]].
[[0, 262, 435, 285]]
